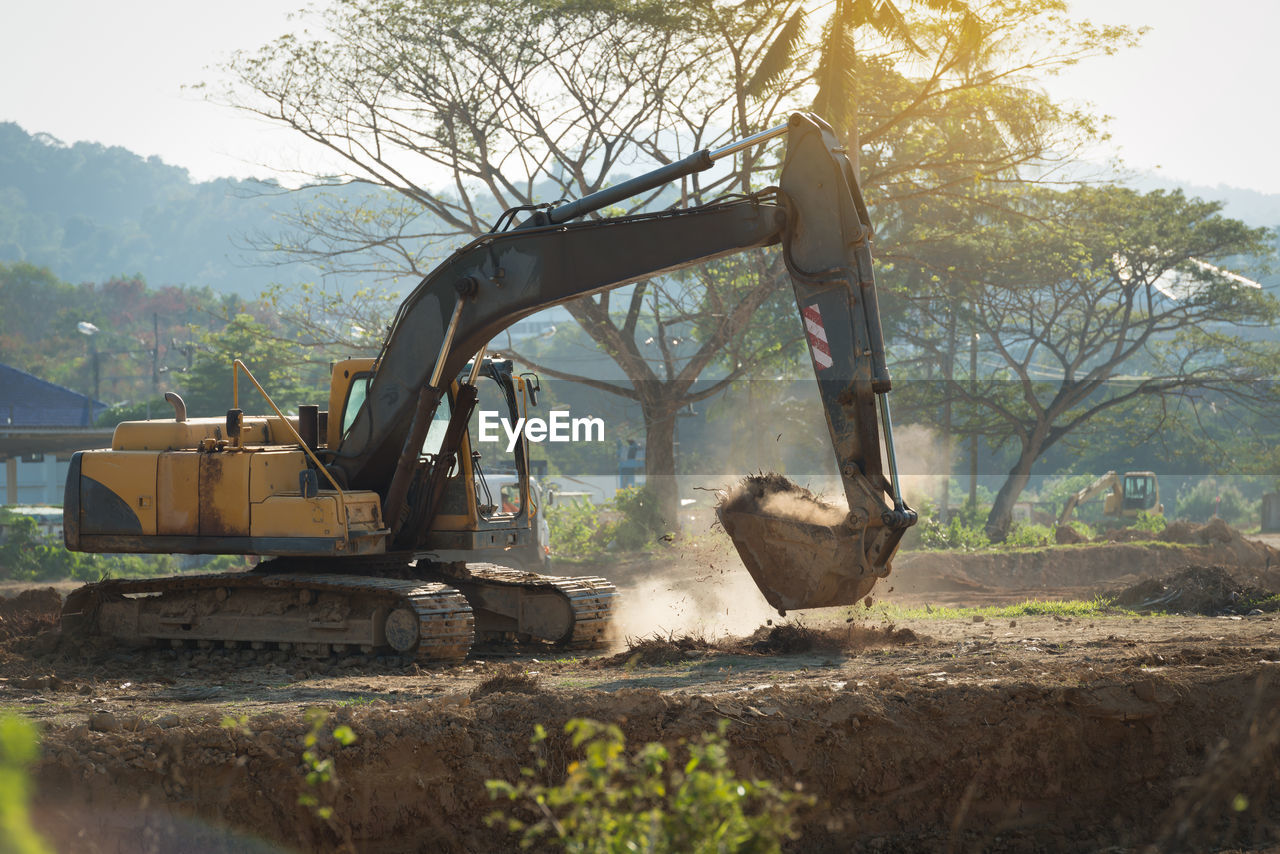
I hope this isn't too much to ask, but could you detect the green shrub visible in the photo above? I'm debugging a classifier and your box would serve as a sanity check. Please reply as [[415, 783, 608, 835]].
[[202, 554, 255, 574], [609, 485, 667, 551], [487, 718, 810, 854], [297, 709, 357, 823], [1004, 522, 1053, 548], [546, 498, 610, 559], [0, 715, 51, 854], [547, 485, 672, 558], [1174, 478, 1257, 527], [1131, 510, 1167, 534], [918, 514, 991, 551], [1066, 520, 1096, 540]]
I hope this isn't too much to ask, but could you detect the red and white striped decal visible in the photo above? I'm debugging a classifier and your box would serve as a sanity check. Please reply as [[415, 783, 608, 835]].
[[803, 304, 833, 370]]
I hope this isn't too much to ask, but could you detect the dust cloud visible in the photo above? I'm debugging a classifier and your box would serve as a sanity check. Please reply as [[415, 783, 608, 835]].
[[884, 423, 953, 510], [757, 488, 845, 526], [611, 545, 780, 641]]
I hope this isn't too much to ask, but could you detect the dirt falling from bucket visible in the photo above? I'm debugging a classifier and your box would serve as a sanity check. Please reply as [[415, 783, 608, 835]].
[[718, 473, 846, 527]]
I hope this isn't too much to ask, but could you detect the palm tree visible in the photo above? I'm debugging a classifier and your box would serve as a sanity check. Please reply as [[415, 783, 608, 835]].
[[746, 0, 983, 178]]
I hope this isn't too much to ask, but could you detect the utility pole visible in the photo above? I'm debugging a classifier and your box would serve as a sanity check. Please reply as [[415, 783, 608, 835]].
[[969, 332, 979, 507], [941, 298, 956, 520], [149, 312, 160, 420], [78, 321, 101, 403], [91, 337, 100, 403]]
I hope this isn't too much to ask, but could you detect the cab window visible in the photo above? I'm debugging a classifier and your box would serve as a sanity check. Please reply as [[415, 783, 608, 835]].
[[341, 374, 371, 437], [423, 395, 452, 457], [469, 373, 522, 516]]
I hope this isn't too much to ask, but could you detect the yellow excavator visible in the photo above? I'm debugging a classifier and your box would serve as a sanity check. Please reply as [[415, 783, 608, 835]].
[[1057, 471, 1163, 528], [60, 113, 916, 660]]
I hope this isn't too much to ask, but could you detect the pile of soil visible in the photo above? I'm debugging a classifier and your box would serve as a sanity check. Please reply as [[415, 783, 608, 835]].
[[716, 473, 845, 526], [1158, 517, 1238, 545], [725, 623, 919, 655], [0, 587, 62, 641], [470, 667, 542, 699], [596, 622, 920, 667], [1112, 565, 1279, 615], [1094, 519, 1238, 546], [595, 633, 718, 667]]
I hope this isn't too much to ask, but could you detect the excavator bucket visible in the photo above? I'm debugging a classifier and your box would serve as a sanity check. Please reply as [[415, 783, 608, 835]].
[[717, 114, 916, 612], [717, 475, 884, 613]]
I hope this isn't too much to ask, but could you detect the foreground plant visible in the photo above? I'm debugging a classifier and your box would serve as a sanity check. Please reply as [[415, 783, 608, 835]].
[[0, 715, 51, 854], [487, 718, 810, 853], [298, 709, 358, 823]]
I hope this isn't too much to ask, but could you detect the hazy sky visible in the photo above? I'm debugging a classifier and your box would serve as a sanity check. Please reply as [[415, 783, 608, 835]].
[[1, 0, 1276, 191]]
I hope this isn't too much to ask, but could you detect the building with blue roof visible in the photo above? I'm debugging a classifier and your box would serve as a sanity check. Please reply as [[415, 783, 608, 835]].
[[0, 363, 112, 505]]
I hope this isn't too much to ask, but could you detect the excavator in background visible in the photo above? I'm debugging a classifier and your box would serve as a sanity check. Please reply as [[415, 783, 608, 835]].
[[59, 113, 916, 660], [1058, 471, 1163, 528]]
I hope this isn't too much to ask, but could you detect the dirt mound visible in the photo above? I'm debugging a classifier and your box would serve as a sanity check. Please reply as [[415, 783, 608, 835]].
[[597, 622, 920, 667], [1113, 565, 1279, 615], [1055, 525, 1085, 545], [470, 667, 542, 699], [29, 670, 1280, 853], [724, 623, 919, 655], [894, 523, 1280, 597], [596, 633, 717, 667], [1158, 517, 1237, 545], [0, 587, 61, 641]]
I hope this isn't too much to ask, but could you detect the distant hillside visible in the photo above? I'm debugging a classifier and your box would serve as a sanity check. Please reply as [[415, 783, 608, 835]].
[[0, 123, 400, 297], [3, 122, 1277, 298], [1122, 171, 1280, 293], [1125, 171, 1280, 228]]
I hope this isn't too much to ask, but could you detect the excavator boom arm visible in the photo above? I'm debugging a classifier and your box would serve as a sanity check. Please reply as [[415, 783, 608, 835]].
[[332, 113, 915, 610], [333, 198, 786, 493]]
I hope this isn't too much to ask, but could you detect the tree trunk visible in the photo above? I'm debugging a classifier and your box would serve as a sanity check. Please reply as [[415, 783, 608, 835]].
[[984, 443, 1039, 542], [641, 404, 681, 535]]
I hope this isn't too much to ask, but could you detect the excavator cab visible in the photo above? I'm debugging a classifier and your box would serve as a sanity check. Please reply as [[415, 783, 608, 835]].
[[1120, 473, 1159, 513], [329, 355, 546, 571]]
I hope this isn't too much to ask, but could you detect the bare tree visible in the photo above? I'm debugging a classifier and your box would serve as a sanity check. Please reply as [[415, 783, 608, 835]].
[[893, 185, 1278, 540]]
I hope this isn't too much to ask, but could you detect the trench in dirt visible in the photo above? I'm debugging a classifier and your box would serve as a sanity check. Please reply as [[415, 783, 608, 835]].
[[28, 667, 1280, 853]]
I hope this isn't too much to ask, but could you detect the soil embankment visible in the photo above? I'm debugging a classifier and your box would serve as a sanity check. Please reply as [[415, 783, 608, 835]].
[[3, 522, 1279, 852]]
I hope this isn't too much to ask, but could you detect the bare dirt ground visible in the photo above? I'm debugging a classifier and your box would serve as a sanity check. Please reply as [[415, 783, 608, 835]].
[[3, 521, 1280, 853]]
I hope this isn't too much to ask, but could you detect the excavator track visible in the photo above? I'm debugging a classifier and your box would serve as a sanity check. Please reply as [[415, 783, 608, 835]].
[[61, 572, 474, 662], [429, 563, 617, 649]]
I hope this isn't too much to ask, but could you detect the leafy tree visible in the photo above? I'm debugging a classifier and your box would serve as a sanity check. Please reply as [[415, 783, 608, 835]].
[[216, 0, 1133, 529], [183, 313, 318, 417], [1174, 478, 1257, 527], [749, 0, 983, 178], [894, 185, 1279, 540], [0, 261, 236, 406]]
